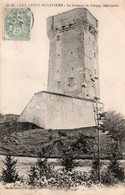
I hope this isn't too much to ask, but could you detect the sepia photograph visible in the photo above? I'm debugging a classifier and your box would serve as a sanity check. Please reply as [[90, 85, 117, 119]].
[[0, 0, 125, 194]]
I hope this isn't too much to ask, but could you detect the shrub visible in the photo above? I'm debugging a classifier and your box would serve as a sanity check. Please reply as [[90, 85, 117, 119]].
[[59, 151, 78, 172], [27, 152, 54, 188], [101, 169, 119, 186], [27, 152, 90, 189], [44, 169, 89, 190], [27, 166, 38, 186], [57, 139, 78, 172], [36, 152, 54, 179], [108, 158, 124, 182], [1, 153, 19, 183], [89, 157, 102, 183], [101, 143, 124, 186]]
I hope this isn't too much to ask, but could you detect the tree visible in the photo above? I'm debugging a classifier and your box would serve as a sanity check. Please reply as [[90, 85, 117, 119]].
[[57, 140, 77, 172], [58, 133, 92, 172], [90, 157, 101, 183], [102, 111, 125, 158], [108, 143, 124, 182], [27, 150, 54, 187], [59, 148, 77, 172], [1, 153, 19, 183], [101, 142, 124, 185], [27, 166, 38, 186], [71, 133, 94, 155], [36, 152, 53, 179]]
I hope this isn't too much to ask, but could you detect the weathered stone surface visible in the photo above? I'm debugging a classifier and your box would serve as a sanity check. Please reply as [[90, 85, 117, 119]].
[[18, 91, 103, 129], [19, 9, 102, 130], [47, 8, 99, 100]]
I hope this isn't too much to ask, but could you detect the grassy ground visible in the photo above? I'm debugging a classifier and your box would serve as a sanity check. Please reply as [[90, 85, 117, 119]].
[[0, 155, 125, 179], [0, 155, 91, 178]]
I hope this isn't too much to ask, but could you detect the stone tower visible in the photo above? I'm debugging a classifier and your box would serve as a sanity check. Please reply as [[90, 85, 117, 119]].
[[47, 8, 99, 100], [18, 8, 103, 130]]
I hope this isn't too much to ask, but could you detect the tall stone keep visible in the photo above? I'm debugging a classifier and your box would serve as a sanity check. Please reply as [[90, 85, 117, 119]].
[[18, 8, 103, 130], [47, 8, 99, 100]]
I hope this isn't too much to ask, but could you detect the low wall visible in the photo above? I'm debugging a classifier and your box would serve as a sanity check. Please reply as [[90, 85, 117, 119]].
[[18, 91, 101, 129]]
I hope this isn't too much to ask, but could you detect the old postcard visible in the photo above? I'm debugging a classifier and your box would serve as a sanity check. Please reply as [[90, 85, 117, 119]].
[[0, 0, 125, 194]]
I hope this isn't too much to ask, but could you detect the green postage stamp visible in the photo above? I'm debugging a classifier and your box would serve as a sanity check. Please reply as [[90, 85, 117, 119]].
[[4, 8, 32, 40]]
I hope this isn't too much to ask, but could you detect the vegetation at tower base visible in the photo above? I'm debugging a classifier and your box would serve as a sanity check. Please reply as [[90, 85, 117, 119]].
[[0, 114, 125, 158], [27, 166, 38, 186], [101, 142, 124, 186], [0, 111, 125, 189], [0, 123, 99, 158], [102, 110, 125, 158], [57, 133, 94, 172], [26, 150, 91, 190], [27, 151, 54, 187], [1, 116, 125, 189], [0, 135, 95, 189], [89, 110, 125, 184], [1, 152, 19, 183]]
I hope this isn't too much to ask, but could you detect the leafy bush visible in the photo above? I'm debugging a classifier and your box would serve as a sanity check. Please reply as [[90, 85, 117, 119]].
[[47, 170, 90, 190], [27, 151, 91, 189], [101, 169, 120, 186], [59, 150, 78, 172], [89, 158, 100, 183], [101, 143, 124, 186], [36, 153, 54, 179], [1, 153, 19, 183], [101, 159, 124, 186], [27, 152, 55, 188], [108, 158, 124, 182], [27, 166, 38, 186], [27, 166, 90, 190]]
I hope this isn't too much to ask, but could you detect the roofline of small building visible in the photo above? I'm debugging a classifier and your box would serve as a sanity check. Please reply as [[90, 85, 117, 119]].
[[47, 8, 98, 23]]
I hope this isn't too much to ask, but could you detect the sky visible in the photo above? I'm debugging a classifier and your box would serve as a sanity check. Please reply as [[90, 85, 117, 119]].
[[1, 0, 125, 116]]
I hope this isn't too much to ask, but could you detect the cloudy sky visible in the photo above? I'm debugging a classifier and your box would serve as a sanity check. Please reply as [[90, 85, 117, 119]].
[[1, 0, 125, 116]]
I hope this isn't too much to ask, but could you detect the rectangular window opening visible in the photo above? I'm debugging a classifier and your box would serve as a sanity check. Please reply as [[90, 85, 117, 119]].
[[56, 35, 60, 41], [57, 81, 61, 89], [68, 77, 74, 87]]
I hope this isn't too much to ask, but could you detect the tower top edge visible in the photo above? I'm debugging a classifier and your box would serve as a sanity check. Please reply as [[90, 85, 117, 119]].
[[47, 8, 98, 23]]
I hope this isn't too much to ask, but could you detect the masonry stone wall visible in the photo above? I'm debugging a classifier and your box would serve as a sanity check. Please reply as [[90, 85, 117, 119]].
[[19, 9, 102, 131], [18, 91, 100, 129], [47, 8, 99, 100], [19, 93, 46, 128]]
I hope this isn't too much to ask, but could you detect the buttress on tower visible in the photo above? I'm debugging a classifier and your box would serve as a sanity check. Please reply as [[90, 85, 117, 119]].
[[47, 8, 100, 100], [19, 9, 102, 130]]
